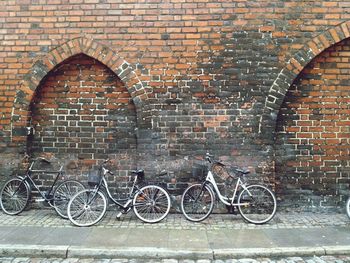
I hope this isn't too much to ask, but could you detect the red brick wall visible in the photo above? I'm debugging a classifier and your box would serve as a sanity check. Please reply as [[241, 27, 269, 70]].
[[1, 0, 350, 209], [29, 54, 137, 176], [276, 38, 350, 210]]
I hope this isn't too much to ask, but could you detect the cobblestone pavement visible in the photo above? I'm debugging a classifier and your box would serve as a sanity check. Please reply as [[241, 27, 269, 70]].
[[0, 208, 348, 230], [1, 256, 350, 262]]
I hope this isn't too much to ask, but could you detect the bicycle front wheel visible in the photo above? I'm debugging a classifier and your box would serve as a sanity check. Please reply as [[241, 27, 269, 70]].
[[346, 197, 350, 219], [53, 180, 85, 219], [67, 189, 107, 227], [0, 177, 30, 215], [133, 185, 171, 223], [238, 184, 277, 224], [180, 183, 214, 222]]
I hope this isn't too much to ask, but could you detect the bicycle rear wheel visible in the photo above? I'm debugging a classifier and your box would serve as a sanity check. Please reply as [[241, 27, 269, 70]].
[[0, 177, 30, 215], [346, 197, 350, 219], [133, 185, 171, 223], [67, 189, 107, 227], [53, 180, 85, 219], [238, 184, 277, 224], [180, 183, 214, 222]]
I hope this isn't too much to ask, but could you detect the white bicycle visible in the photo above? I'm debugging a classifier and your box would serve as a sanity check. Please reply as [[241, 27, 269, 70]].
[[346, 197, 350, 219], [181, 153, 277, 224]]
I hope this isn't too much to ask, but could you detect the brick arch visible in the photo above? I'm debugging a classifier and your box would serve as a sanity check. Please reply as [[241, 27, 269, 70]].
[[11, 37, 149, 142], [260, 21, 350, 136]]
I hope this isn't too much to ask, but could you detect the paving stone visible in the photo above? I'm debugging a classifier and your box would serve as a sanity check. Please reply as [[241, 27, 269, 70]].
[[0, 209, 348, 231]]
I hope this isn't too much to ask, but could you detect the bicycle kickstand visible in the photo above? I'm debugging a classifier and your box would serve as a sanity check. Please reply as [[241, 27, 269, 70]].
[[116, 211, 123, 220], [116, 207, 131, 220], [116, 199, 133, 220]]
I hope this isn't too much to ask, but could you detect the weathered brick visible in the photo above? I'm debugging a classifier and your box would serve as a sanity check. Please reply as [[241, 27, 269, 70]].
[[2, 0, 350, 211], [276, 39, 350, 210]]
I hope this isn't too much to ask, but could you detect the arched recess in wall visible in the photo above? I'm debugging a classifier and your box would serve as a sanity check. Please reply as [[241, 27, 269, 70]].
[[261, 21, 350, 135], [262, 21, 350, 210], [29, 53, 138, 167], [11, 37, 150, 150]]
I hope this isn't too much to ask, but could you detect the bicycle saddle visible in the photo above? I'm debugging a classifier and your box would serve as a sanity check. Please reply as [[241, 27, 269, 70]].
[[157, 170, 168, 177], [131, 169, 144, 175], [132, 169, 145, 182], [236, 168, 250, 175]]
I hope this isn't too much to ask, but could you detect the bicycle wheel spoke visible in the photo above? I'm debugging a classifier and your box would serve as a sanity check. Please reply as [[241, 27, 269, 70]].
[[181, 184, 214, 222], [0, 178, 30, 215], [238, 185, 276, 224], [133, 185, 170, 223], [53, 180, 85, 219], [67, 189, 107, 227]]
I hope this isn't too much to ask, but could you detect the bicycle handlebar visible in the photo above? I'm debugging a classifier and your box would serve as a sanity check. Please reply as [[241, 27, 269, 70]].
[[205, 152, 215, 163], [37, 157, 51, 164], [100, 159, 114, 176]]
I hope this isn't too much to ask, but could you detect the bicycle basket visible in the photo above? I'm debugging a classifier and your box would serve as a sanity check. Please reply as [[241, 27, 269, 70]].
[[192, 163, 208, 179], [212, 163, 230, 180], [87, 170, 102, 186]]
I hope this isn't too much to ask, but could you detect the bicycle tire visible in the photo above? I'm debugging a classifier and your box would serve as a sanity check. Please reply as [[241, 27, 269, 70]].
[[180, 183, 215, 222], [67, 189, 107, 227], [53, 179, 85, 219], [238, 184, 277, 224], [346, 197, 350, 219], [0, 177, 30, 215], [133, 185, 171, 223]]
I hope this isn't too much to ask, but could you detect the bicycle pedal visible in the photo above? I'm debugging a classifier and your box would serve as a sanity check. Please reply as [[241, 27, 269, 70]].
[[121, 208, 131, 214], [226, 205, 236, 214]]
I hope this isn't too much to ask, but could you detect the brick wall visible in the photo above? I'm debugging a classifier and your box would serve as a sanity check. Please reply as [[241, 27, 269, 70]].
[[276, 38, 350, 211], [1, 0, 350, 210], [29, 53, 136, 175]]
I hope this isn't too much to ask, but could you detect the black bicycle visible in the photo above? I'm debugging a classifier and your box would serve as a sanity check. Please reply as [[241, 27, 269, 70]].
[[67, 159, 171, 227], [0, 157, 85, 218]]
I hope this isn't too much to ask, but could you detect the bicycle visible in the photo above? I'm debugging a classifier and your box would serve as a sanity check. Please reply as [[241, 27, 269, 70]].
[[67, 159, 171, 227], [181, 153, 277, 224], [346, 197, 350, 219], [0, 157, 85, 218]]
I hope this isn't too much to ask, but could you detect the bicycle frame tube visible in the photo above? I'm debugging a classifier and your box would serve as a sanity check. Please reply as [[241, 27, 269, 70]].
[[100, 171, 137, 209], [11, 175, 31, 197], [205, 171, 231, 206], [25, 171, 61, 201], [46, 170, 61, 196], [205, 170, 250, 206]]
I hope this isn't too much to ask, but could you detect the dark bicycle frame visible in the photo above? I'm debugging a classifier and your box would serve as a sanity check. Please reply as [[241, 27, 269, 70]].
[[85, 160, 162, 213], [15, 157, 66, 206]]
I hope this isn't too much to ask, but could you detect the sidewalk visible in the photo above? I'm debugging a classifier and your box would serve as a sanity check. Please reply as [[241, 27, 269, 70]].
[[0, 209, 349, 260]]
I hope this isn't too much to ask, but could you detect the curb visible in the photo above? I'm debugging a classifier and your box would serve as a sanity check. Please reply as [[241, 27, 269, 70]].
[[68, 246, 213, 260], [323, 245, 350, 256], [0, 244, 68, 258], [1, 245, 350, 259], [213, 247, 326, 259]]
